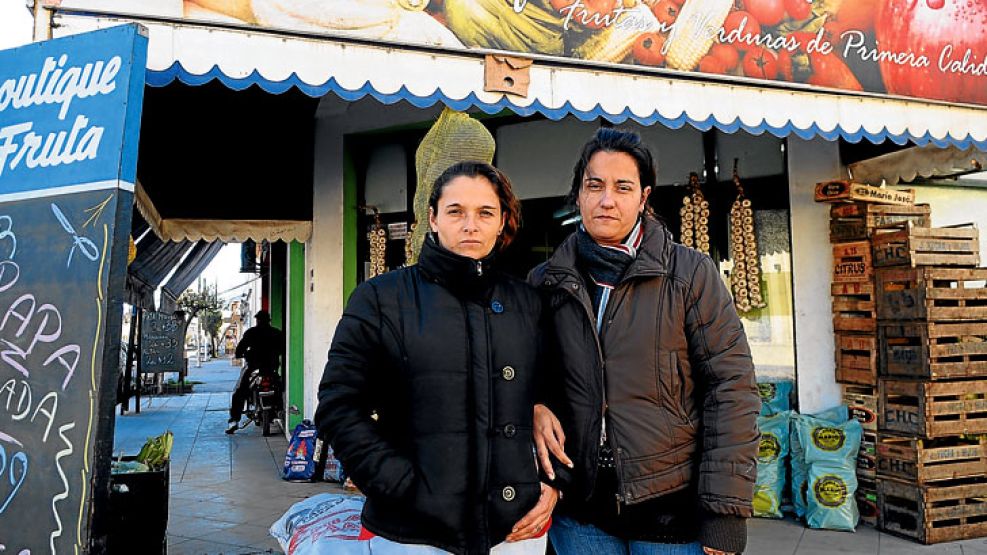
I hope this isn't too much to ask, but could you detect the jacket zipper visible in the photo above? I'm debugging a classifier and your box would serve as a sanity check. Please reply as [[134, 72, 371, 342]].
[[460, 300, 487, 550], [548, 268, 664, 513], [476, 260, 483, 276]]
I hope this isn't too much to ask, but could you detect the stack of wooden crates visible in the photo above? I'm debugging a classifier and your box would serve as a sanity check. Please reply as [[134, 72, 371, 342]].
[[872, 220, 986, 544], [828, 201, 934, 527], [825, 189, 987, 543]]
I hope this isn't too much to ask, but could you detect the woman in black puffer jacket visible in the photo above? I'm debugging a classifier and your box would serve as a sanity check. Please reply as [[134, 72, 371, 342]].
[[315, 161, 558, 555]]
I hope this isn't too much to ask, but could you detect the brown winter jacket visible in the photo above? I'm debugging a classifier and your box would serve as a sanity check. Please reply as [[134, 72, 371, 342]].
[[529, 216, 760, 550]]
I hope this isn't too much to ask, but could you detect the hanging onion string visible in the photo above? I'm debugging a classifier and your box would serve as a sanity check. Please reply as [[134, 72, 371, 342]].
[[729, 160, 765, 314]]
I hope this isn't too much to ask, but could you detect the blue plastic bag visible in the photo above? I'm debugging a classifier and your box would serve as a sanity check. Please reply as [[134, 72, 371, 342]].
[[754, 412, 790, 519], [798, 417, 862, 531], [758, 381, 793, 416], [790, 405, 849, 519], [323, 443, 347, 483], [283, 420, 318, 481]]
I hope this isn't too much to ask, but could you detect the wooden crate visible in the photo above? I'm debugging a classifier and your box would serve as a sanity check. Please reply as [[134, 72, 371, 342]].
[[877, 435, 987, 484], [872, 222, 980, 268], [879, 321, 987, 380], [843, 384, 878, 432], [836, 334, 877, 384], [832, 282, 877, 334], [830, 203, 932, 242], [859, 431, 877, 479], [833, 241, 873, 283], [876, 267, 987, 321], [880, 378, 987, 438], [878, 477, 987, 544], [858, 476, 878, 527]]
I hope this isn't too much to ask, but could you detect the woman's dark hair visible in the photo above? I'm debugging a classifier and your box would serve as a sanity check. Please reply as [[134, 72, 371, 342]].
[[429, 161, 522, 251], [566, 128, 657, 216]]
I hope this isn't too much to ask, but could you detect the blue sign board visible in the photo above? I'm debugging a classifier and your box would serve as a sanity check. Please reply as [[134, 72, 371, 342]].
[[0, 24, 147, 198], [0, 24, 147, 554]]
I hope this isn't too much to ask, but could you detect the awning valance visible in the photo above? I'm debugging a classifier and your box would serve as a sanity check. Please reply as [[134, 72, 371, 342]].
[[135, 181, 312, 243], [849, 145, 987, 186], [53, 14, 987, 150]]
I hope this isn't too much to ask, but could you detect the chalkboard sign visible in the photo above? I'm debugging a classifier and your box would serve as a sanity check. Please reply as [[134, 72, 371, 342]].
[[140, 311, 184, 374], [0, 189, 132, 553], [0, 24, 148, 554]]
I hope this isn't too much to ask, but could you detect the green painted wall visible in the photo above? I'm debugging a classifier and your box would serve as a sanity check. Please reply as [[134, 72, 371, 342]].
[[343, 143, 358, 303], [270, 243, 286, 332], [287, 241, 306, 430]]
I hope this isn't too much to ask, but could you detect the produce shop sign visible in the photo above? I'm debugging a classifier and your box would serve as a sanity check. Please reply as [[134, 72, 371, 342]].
[[0, 25, 147, 553], [55, 0, 987, 107]]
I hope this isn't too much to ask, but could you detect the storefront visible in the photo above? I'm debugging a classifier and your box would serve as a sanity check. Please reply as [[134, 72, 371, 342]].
[[31, 0, 987, 420]]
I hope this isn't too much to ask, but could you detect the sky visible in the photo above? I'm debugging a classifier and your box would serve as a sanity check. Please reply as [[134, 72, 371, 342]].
[[0, 1, 32, 50]]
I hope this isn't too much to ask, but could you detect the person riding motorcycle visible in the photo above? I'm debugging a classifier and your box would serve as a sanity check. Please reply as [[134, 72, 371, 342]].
[[226, 310, 285, 434]]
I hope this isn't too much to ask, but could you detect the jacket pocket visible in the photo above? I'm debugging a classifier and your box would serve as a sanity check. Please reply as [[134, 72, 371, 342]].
[[657, 352, 692, 426]]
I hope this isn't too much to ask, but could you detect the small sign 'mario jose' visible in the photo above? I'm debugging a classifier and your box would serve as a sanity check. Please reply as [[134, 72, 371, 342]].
[[0, 25, 147, 554], [814, 181, 916, 206]]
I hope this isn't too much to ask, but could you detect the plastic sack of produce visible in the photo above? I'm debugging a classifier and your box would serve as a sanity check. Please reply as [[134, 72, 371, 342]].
[[754, 412, 790, 518], [798, 417, 862, 531], [790, 405, 848, 519], [270, 493, 368, 555], [283, 420, 318, 482], [757, 380, 793, 416]]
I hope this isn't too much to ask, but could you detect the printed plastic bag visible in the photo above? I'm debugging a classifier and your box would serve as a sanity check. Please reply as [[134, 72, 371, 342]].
[[323, 443, 346, 483], [790, 405, 848, 519], [757, 381, 793, 416], [754, 412, 790, 518], [798, 417, 862, 531], [270, 493, 368, 555], [283, 420, 318, 482]]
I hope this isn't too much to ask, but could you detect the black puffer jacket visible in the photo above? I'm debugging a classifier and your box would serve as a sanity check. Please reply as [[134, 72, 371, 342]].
[[529, 216, 760, 552], [315, 237, 543, 555]]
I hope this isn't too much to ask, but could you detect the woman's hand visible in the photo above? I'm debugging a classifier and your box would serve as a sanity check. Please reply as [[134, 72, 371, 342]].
[[505, 483, 559, 543], [533, 404, 573, 480], [702, 547, 735, 555]]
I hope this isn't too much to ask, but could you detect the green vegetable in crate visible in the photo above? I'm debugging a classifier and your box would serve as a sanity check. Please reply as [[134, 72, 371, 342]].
[[754, 412, 790, 519], [798, 417, 861, 531], [137, 431, 174, 470], [790, 405, 848, 520]]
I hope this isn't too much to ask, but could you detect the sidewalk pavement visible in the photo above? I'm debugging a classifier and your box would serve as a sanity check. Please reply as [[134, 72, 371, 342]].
[[114, 358, 987, 554]]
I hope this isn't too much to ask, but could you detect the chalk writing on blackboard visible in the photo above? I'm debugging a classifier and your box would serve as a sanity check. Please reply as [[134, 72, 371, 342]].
[[141, 311, 184, 374], [51, 203, 98, 268]]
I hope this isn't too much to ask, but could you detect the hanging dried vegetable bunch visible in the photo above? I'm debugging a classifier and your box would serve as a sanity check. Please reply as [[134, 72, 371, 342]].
[[729, 160, 765, 314], [404, 222, 416, 266], [368, 207, 387, 278], [679, 172, 710, 255]]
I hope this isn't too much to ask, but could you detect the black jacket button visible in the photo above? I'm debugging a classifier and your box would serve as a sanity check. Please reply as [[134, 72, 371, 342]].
[[503, 424, 517, 438], [502, 366, 516, 381], [502, 486, 516, 501]]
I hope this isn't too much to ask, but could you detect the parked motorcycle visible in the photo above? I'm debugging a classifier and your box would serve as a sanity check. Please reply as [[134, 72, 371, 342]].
[[241, 369, 283, 436]]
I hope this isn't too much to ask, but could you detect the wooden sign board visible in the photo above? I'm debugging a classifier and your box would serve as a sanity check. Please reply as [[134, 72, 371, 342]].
[[815, 180, 916, 205], [0, 25, 148, 553]]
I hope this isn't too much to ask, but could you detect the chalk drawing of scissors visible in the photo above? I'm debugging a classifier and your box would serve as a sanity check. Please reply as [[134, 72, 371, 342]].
[[51, 204, 99, 268]]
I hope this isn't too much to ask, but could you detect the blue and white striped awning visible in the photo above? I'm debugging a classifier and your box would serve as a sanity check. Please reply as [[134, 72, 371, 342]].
[[53, 13, 987, 151]]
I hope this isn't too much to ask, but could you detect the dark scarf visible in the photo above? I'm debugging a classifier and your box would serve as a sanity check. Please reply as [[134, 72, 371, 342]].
[[417, 233, 496, 302], [575, 218, 644, 331]]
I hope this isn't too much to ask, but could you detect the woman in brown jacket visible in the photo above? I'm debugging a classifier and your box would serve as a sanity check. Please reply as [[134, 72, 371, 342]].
[[529, 128, 761, 555]]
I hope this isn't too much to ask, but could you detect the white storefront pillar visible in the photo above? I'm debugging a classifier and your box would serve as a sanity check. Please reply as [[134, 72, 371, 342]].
[[787, 138, 845, 413], [304, 119, 345, 421]]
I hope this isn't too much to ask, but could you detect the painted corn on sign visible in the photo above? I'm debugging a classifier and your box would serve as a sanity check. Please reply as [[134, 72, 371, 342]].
[[52, 0, 987, 107], [0, 24, 147, 553]]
